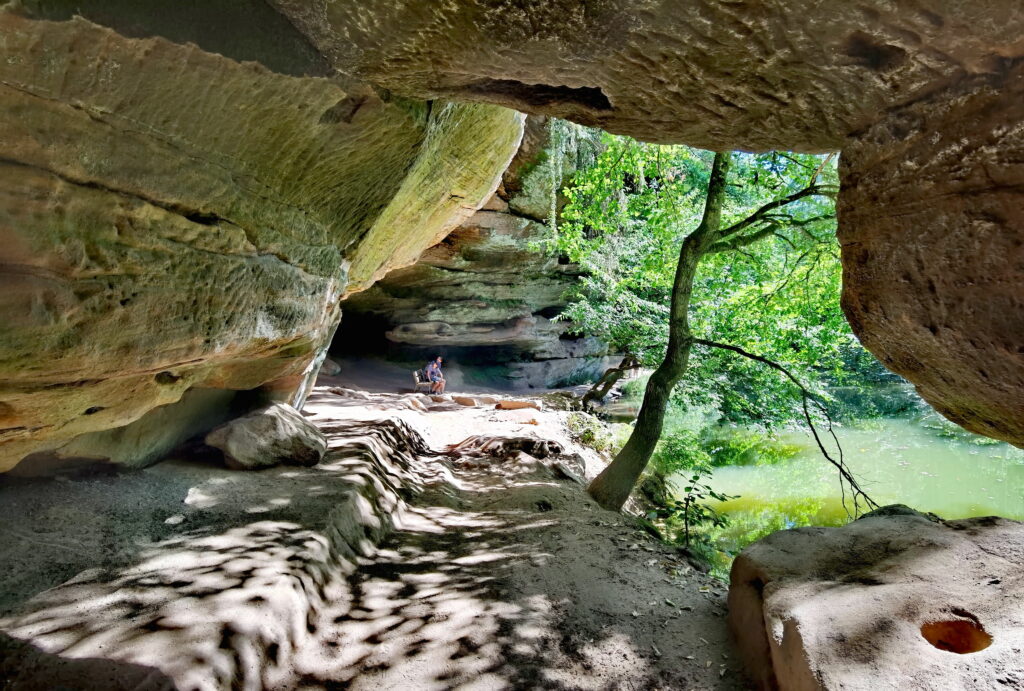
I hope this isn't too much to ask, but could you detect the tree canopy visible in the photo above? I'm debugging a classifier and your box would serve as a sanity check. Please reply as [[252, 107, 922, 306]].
[[551, 133, 854, 430]]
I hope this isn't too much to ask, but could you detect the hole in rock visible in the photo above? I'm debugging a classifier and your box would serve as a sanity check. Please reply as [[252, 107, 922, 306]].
[[459, 78, 613, 111], [320, 95, 368, 125], [842, 31, 907, 72], [184, 211, 220, 225], [535, 305, 562, 320], [920, 619, 992, 654], [83, 406, 104, 415], [155, 371, 181, 385]]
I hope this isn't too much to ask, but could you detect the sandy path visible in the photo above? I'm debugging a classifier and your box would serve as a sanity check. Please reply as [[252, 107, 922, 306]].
[[298, 389, 746, 689], [0, 384, 745, 689]]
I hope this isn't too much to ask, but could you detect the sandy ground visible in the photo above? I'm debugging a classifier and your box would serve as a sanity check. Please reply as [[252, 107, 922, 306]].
[[297, 387, 746, 689], [0, 380, 745, 690]]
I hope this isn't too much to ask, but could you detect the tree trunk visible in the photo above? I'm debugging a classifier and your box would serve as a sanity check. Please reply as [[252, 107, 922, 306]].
[[586, 345, 692, 509], [582, 354, 639, 409], [587, 152, 732, 511]]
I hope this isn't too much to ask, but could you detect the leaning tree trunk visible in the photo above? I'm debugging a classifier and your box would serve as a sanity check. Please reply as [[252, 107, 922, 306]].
[[581, 354, 640, 409], [588, 152, 732, 511], [586, 346, 693, 509]]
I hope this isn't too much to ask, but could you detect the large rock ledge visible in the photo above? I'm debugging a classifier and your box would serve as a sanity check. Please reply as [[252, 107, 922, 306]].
[[0, 415, 443, 690], [0, 11, 522, 471], [728, 513, 1024, 690]]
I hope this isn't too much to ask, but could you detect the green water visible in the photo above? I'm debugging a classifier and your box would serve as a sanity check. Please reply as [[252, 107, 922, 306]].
[[695, 417, 1024, 555]]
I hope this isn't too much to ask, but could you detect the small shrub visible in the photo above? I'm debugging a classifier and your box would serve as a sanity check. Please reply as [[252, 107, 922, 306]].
[[566, 412, 613, 453], [620, 374, 650, 402], [651, 429, 711, 476]]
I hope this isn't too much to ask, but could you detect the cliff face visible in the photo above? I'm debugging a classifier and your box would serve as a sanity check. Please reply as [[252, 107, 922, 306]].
[[337, 118, 617, 389], [0, 12, 523, 470]]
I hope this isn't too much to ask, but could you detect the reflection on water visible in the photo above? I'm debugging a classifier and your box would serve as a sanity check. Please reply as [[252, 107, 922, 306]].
[[695, 417, 1024, 555]]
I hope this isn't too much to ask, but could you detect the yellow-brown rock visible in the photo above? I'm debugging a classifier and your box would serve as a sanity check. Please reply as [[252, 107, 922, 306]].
[[0, 12, 522, 470]]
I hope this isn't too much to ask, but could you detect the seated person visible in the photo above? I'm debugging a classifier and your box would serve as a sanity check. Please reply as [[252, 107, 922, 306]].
[[425, 356, 445, 394]]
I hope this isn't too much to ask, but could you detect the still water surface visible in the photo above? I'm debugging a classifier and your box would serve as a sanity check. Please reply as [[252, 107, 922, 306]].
[[700, 417, 1024, 553]]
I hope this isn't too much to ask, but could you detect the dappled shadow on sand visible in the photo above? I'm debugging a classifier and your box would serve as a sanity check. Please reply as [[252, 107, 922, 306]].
[[0, 416, 742, 689]]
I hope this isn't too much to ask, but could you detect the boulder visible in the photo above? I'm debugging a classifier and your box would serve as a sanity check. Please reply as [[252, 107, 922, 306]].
[[728, 514, 1024, 690], [205, 404, 327, 470], [401, 397, 428, 412], [320, 358, 342, 377]]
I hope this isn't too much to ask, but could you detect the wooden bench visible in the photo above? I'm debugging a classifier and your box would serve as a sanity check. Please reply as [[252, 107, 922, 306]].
[[412, 370, 433, 392]]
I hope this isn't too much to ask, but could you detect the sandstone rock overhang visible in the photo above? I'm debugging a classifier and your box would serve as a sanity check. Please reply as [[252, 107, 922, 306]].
[[272, 0, 1023, 151], [0, 11, 522, 470], [2, 1, 1024, 469]]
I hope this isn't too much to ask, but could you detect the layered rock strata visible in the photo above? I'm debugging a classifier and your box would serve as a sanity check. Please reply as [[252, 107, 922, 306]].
[[339, 118, 617, 389], [0, 12, 523, 470], [729, 513, 1024, 689]]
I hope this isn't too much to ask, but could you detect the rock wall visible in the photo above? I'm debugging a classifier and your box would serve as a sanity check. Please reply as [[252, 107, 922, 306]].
[[338, 118, 617, 389], [838, 64, 1024, 445], [0, 11, 523, 471]]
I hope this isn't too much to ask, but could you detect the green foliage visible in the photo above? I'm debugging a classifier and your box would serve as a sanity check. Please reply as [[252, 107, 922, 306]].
[[619, 374, 650, 402], [700, 427, 802, 467], [651, 429, 711, 476], [648, 466, 737, 548], [551, 133, 854, 430]]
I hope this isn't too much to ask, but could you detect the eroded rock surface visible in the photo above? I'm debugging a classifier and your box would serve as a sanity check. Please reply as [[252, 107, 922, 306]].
[[272, 0, 1023, 150], [339, 117, 617, 388], [728, 514, 1024, 690], [839, 64, 1024, 445], [0, 11, 522, 470]]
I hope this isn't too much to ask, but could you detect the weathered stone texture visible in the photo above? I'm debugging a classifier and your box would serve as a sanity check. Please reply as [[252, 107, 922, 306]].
[[339, 117, 611, 388], [839, 64, 1024, 445], [205, 403, 327, 470], [345, 102, 524, 294], [729, 514, 1024, 690], [272, 0, 1024, 150], [0, 13, 522, 470]]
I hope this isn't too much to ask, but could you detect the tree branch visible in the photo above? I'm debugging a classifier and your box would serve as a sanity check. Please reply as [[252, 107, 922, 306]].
[[716, 185, 836, 244], [692, 338, 879, 517]]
